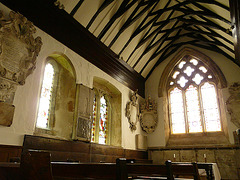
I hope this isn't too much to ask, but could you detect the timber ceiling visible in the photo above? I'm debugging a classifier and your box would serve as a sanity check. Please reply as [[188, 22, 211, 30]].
[[60, 0, 234, 79]]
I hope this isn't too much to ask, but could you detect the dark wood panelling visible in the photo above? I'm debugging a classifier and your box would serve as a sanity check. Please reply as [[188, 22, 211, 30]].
[[0, 0, 145, 97], [0, 145, 22, 162], [23, 135, 148, 163]]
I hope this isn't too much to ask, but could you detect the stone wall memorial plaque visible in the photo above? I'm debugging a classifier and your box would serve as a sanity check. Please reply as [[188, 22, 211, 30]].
[[0, 10, 42, 126], [140, 96, 158, 133]]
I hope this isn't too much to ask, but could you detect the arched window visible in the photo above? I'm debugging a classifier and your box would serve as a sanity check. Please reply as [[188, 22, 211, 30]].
[[91, 89, 110, 145], [35, 54, 76, 139], [90, 77, 122, 146], [36, 62, 56, 129], [168, 56, 221, 134]]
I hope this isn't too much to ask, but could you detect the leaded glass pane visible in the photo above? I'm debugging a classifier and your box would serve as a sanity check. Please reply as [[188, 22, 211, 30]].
[[36, 63, 54, 129], [192, 73, 203, 85], [199, 66, 207, 73], [201, 82, 221, 132], [172, 71, 180, 79], [178, 61, 186, 69], [208, 75, 213, 79], [190, 59, 198, 65], [184, 66, 195, 76], [99, 95, 108, 144], [177, 76, 188, 87], [170, 88, 185, 134], [185, 85, 203, 133], [91, 95, 97, 142]]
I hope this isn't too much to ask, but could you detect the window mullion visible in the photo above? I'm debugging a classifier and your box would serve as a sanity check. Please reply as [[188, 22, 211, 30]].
[[183, 90, 189, 134], [95, 96, 100, 143], [198, 86, 206, 133]]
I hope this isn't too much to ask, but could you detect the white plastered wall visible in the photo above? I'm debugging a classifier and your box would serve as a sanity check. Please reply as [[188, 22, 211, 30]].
[[0, 3, 145, 149], [146, 45, 240, 147]]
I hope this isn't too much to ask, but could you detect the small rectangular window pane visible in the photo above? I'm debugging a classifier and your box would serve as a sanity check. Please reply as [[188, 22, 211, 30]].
[[201, 83, 221, 132], [170, 88, 185, 134], [186, 85, 203, 133]]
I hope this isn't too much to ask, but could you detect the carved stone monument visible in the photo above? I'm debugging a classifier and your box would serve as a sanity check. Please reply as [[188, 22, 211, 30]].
[[139, 96, 158, 133], [0, 10, 42, 126], [226, 82, 240, 128]]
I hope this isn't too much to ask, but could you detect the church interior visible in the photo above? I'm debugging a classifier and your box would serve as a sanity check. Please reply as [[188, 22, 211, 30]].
[[0, 0, 240, 179]]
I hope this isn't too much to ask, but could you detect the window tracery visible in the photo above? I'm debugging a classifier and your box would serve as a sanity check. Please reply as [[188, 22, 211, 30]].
[[168, 55, 221, 134]]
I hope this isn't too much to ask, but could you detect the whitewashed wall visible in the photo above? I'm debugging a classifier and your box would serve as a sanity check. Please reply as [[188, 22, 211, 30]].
[[0, 3, 145, 149], [146, 45, 240, 147]]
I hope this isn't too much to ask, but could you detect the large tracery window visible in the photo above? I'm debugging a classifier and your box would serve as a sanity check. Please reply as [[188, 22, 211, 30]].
[[168, 56, 221, 134]]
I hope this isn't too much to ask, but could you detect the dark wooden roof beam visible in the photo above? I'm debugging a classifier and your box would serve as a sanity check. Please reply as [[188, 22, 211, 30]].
[[108, 0, 158, 48], [150, 1, 190, 16], [184, 26, 234, 46], [126, 9, 176, 63], [179, 17, 232, 36], [176, 7, 231, 25], [98, 0, 138, 40], [133, 20, 180, 68], [86, 0, 114, 29], [70, 0, 84, 16], [118, 1, 160, 56], [186, 0, 229, 11]]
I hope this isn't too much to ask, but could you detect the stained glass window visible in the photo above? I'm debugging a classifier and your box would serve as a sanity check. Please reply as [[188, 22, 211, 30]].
[[91, 95, 97, 142], [36, 63, 55, 129], [168, 57, 222, 134], [91, 91, 109, 145], [99, 95, 108, 144]]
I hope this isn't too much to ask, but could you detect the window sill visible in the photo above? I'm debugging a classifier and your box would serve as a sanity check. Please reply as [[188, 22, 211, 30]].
[[167, 131, 230, 147]]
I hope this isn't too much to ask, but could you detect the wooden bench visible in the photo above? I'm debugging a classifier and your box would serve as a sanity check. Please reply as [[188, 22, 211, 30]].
[[22, 135, 148, 163], [172, 162, 213, 180], [171, 162, 200, 180], [116, 158, 174, 180], [21, 150, 54, 180], [0, 150, 201, 180]]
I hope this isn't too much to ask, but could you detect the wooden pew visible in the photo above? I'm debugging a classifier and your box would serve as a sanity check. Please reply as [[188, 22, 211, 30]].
[[171, 162, 200, 180], [20, 150, 54, 180], [52, 162, 116, 179], [172, 162, 213, 180], [0, 162, 20, 180], [116, 158, 174, 180]]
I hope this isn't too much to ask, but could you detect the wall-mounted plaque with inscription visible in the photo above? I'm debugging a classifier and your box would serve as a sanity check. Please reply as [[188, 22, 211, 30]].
[[0, 10, 42, 126]]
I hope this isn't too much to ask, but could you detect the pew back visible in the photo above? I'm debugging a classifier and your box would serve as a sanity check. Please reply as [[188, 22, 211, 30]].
[[20, 150, 53, 180], [172, 162, 200, 180]]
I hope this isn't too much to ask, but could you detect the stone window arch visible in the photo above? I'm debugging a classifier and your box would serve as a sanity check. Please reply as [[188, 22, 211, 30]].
[[159, 48, 229, 145], [91, 77, 122, 146], [35, 53, 76, 139]]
